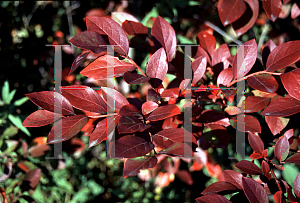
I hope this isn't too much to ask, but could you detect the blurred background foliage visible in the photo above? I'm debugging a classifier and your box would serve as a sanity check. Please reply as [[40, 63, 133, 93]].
[[0, 0, 300, 202]]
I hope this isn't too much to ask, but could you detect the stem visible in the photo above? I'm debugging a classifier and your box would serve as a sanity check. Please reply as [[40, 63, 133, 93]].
[[270, 167, 283, 193], [258, 20, 270, 53], [227, 71, 282, 87], [88, 113, 118, 118]]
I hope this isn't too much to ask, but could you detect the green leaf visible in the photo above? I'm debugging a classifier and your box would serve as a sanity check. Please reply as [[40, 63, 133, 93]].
[[177, 35, 194, 44], [282, 163, 300, 187], [2, 125, 18, 137], [2, 81, 10, 104], [141, 7, 158, 27], [8, 114, 30, 136], [7, 89, 16, 104], [13, 97, 28, 106]]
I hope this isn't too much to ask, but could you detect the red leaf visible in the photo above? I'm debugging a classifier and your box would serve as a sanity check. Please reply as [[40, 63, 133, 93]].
[[223, 170, 243, 190], [194, 46, 211, 65], [124, 72, 150, 84], [69, 31, 107, 54], [235, 160, 262, 175], [274, 136, 289, 162], [285, 153, 300, 164], [123, 157, 157, 176], [202, 124, 230, 149], [266, 40, 300, 72], [25, 169, 41, 189], [119, 104, 141, 117], [248, 132, 264, 154], [101, 87, 129, 112], [142, 101, 158, 115], [147, 104, 181, 121], [263, 0, 282, 22], [196, 194, 231, 203], [146, 47, 168, 81], [217, 68, 233, 86], [247, 74, 278, 93], [26, 91, 74, 115], [89, 116, 117, 147], [118, 115, 150, 134], [284, 129, 294, 140], [23, 110, 62, 127], [147, 89, 161, 102], [291, 3, 300, 19], [201, 181, 238, 195], [217, 0, 247, 26], [265, 116, 289, 135], [201, 110, 230, 127], [212, 44, 231, 68], [224, 106, 241, 115], [81, 55, 136, 80], [151, 16, 176, 62], [232, 0, 259, 37], [262, 160, 270, 174], [85, 16, 129, 56], [232, 39, 257, 79], [28, 144, 49, 157], [161, 88, 179, 98], [176, 170, 194, 185], [231, 115, 261, 133], [262, 39, 277, 67], [281, 68, 300, 101], [274, 191, 282, 203], [47, 115, 88, 144], [192, 56, 207, 85], [153, 128, 197, 149], [69, 51, 91, 75], [197, 31, 216, 56], [242, 177, 269, 203], [61, 85, 107, 114], [122, 20, 148, 35], [261, 96, 300, 117], [244, 96, 270, 113], [114, 135, 154, 158], [159, 142, 193, 157]]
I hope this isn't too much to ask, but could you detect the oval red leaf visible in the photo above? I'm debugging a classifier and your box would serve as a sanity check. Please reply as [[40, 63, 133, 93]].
[[274, 191, 282, 203], [285, 153, 300, 164], [69, 31, 107, 54], [142, 101, 158, 115], [47, 115, 88, 144], [212, 44, 231, 68], [114, 135, 154, 158], [263, 0, 282, 22], [266, 40, 300, 72], [147, 104, 181, 121], [85, 16, 129, 56], [265, 116, 289, 135], [201, 181, 238, 195], [147, 89, 161, 102], [69, 51, 91, 75], [117, 115, 150, 134], [101, 87, 129, 112], [89, 116, 117, 148], [80, 55, 136, 80], [281, 68, 300, 101], [61, 85, 107, 114], [248, 132, 264, 154], [124, 71, 150, 84], [247, 74, 278, 93], [197, 31, 216, 56], [159, 142, 193, 157], [25, 169, 41, 189], [122, 20, 148, 36], [291, 3, 300, 19], [123, 156, 157, 176], [201, 110, 230, 127], [26, 91, 74, 115], [242, 177, 269, 203], [23, 110, 62, 127], [217, 68, 233, 86], [235, 160, 262, 175], [232, 0, 259, 36], [261, 96, 300, 117], [274, 136, 289, 162], [244, 96, 270, 113], [119, 104, 141, 117], [196, 194, 231, 203], [262, 160, 270, 174], [230, 114, 261, 133], [146, 47, 168, 81], [232, 39, 257, 79], [151, 16, 176, 62], [224, 170, 243, 190], [192, 56, 207, 85], [217, 0, 247, 26]]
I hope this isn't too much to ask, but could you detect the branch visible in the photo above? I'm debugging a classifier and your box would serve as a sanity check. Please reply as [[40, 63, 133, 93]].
[[270, 167, 283, 193], [258, 20, 270, 53], [227, 71, 282, 87]]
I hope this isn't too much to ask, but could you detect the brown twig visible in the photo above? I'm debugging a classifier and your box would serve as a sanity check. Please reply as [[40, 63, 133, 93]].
[[270, 167, 283, 193], [227, 70, 282, 87]]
